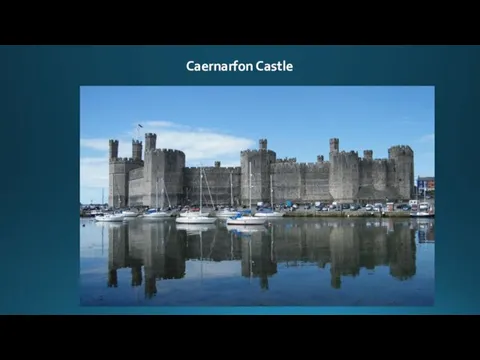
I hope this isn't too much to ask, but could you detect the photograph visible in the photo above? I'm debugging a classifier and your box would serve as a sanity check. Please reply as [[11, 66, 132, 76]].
[[80, 86, 435, 306]]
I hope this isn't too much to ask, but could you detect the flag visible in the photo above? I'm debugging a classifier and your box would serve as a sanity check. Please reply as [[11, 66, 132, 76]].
[[138, 124, 143, 128]]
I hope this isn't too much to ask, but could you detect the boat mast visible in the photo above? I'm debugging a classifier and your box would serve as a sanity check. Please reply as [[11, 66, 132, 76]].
[[230, 172, 233, 207], [248, 162, 252, 211], [270, 174, 273, 208], [200, 167, 203, 213], [155, 177, 159, 209]]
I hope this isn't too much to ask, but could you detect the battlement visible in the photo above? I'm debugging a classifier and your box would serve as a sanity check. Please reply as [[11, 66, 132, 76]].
[[109, 157, 144, 165], [317, 155, 325, 162], [240, 149, 275, 156], [149, 148, 185, 156], [329, 138, 340, 153], [132, 140, 142, 145], [109, 139, 119, 145], [301, 161, 330, 169], [185, 166, 240, 172], [388, 145, 414, 157], [363, 150, 373, 160], [373, 158, 389, 164], [334, 150, 359, 157], [145, 133, 157, 138], [276, 157, 297, 163]]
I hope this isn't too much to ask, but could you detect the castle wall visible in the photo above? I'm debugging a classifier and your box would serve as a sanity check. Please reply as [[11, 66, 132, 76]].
[[329, 151, 360, 202], [240, 147, 276, 205], [114, 134, 415, 207], [271, 162, 301, 202], [303, 162, 332, 201], [108, 158, 143, 207], [183, 165, 241, 206], [128, 168, 144, 206]]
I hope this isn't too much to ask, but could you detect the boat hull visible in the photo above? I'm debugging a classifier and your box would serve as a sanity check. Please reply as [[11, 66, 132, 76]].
[[254, 212, 284, 218], [143, 211, 172, 218], [176, 216, 217, 224], [95, 214, 125, 222], [410, 212, 435, 218]]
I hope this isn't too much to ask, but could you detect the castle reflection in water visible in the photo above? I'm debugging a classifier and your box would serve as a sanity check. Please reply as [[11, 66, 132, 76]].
[[104, 219, 434, 298]]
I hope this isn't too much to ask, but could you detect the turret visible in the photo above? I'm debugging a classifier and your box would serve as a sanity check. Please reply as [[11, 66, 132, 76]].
[[363, 150, 373, 160], [109, 139, 119, 160], [215, 161, 221, 168], [132, 140, 143, 161], [145, 133, 157, 153], [329, 138, 339, 153], [259, 139, 267, 150]]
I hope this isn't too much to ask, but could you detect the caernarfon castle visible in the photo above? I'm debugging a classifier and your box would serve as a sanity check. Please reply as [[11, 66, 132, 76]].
[[108, 133, 414, 207]]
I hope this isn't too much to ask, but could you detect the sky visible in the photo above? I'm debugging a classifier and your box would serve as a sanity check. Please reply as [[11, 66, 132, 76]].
[[80, 86, 435, 204]]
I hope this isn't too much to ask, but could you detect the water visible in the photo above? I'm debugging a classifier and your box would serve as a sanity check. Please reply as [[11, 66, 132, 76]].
[[80, 217, 435, 306]]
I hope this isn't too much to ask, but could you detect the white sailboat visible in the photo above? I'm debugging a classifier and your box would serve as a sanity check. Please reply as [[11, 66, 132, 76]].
[[176, 168, 217, 224], [143, 178, 173, 219], [95, 179, 125, 222], [254, 174, 284, 218], [216, 171, 240, 218], [226, 162, 266, 226]]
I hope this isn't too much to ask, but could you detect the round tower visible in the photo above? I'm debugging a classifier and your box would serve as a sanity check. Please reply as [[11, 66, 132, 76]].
[[132, 140, 143, 161], [145, 133, 157, 153], [109, 139, 119, 159]]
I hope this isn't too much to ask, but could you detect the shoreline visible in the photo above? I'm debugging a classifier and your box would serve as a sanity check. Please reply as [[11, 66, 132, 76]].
[[81, 211, 415, 219], [282, 210, 412, 218]]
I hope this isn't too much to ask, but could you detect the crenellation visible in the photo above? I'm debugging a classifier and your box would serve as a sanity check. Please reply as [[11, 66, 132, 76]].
[[276, 157, 297, 163], [108, 134, 415, 207]]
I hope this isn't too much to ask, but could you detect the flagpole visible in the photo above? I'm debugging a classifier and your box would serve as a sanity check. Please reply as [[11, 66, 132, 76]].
[[136, 124, 143, 141]]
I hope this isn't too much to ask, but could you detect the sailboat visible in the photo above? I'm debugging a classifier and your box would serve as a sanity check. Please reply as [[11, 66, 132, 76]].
[[176, 168, 217, 224], [144, 178, 174, 218], [95, 178, 125, 222], [216, 171, 240, 218], [180, 168, 214, 217], [254, 174, 284, 218], [226, 162, 266, 226]]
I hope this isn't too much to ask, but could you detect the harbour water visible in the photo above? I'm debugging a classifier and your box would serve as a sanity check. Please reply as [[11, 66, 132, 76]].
[[80, 217, 435, 306]]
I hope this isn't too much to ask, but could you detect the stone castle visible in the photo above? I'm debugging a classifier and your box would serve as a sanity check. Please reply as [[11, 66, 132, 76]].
[[108, 133, 414, 207]]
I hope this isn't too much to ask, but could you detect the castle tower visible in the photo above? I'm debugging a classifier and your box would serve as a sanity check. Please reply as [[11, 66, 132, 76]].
[[109, 139, 119, 159], [215, 161, 221, 168], [240, 138, 276, 205], [363, 150, 373, 160], [388, 145, 414, 200], [132, 140, 143, 161], [317, 155, 324, 163], [329, 138, 339, 154], [145, 133, 157, 153], [259, 139, 267, 150]]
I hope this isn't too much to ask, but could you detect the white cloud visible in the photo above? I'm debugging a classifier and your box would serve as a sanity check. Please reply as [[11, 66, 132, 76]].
[[80, 121, 255, 196], [419, 133, 435, 143]]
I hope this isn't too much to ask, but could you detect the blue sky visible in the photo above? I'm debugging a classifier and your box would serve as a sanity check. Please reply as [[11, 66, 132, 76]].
[[80, 86, 434, 204]]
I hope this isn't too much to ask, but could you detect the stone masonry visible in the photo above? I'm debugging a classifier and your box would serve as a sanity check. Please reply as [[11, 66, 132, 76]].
[[108, 134, 415, 207]]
